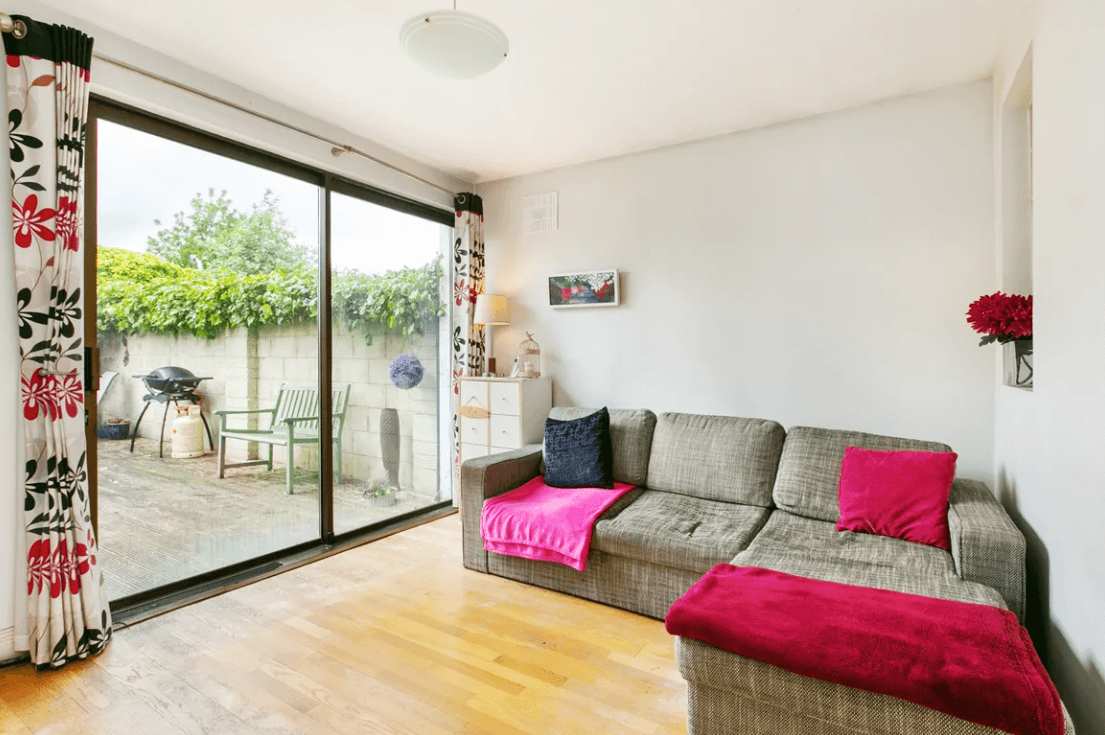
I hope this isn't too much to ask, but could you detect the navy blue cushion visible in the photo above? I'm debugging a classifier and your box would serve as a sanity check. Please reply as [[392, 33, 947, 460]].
[[544, 407, 614, 488]]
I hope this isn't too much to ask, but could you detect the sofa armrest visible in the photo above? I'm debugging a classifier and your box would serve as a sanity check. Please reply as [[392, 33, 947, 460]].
[[460, 445, 543, 573], [947, 478, 1026, 621]]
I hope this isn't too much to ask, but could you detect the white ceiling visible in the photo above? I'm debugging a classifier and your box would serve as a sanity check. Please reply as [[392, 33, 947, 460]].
[[41, 1, 1018, 183]]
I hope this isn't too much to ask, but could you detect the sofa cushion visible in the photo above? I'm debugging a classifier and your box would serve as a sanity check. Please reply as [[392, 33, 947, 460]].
[[543, 407, 614, 488], [772, 426, 952, 522], [837, 447, 957, 550], [646, 413, 785, 506], [592, 490, 770, 573], [547, 407, 656, 486], [732, 511, 1006, 608]]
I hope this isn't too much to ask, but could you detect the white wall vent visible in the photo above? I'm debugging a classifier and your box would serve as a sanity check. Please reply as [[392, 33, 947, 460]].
[[523, 192, 558, 233]]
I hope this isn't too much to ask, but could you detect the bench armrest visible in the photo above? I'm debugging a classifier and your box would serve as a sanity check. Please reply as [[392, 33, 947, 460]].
[[460, 445, 543, 573], [214, 407, 275, 430], [947, 478, 1026, 621], [282, 416, 321, 425]]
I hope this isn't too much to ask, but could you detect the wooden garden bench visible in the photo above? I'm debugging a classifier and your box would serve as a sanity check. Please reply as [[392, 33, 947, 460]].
[[215, 383, 350, 494]]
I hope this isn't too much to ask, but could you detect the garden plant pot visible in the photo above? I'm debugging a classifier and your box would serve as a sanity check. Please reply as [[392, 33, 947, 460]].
[[97, 418, 131, 440], [380, 408, 400, 488], [368, 493, 398, 507]]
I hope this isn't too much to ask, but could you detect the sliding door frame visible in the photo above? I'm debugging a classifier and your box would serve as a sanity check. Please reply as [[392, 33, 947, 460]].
[[84, 100, 99, 540], [319, 179, 335, 542], [84, 95, 455, 611]]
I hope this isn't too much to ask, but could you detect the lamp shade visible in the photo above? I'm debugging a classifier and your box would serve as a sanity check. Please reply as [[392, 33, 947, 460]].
[[473, 294, 510, 326], [400, 10, 509, 79]]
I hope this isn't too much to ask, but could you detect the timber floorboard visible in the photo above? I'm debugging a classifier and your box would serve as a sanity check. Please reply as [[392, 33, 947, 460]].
[[0, 515, 687, 734]]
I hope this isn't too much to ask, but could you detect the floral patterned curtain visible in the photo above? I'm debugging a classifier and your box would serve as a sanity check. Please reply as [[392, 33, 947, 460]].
[[4, 16, 110, 668], [451, 193, 484, 489]]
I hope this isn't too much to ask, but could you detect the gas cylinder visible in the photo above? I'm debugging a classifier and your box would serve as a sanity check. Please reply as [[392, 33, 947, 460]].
[[171, 405, 204, 458]]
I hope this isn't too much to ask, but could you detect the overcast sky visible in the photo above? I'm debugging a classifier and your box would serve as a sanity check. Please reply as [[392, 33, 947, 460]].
[[97, 120, 448, 274]]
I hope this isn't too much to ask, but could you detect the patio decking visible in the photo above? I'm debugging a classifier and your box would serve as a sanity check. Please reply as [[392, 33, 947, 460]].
[[98, 437, 442, 601]]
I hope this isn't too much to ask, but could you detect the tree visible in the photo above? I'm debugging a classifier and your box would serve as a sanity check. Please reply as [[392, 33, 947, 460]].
[[146, 188, 312, 274]]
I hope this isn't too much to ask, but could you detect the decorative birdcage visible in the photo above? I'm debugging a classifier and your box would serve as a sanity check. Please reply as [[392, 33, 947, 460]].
[[518, 332, 541, 378]]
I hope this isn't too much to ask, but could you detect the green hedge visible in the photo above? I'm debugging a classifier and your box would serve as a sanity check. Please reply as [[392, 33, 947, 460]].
[[97, 247, 444, 341], [98, 246, 187, 282]]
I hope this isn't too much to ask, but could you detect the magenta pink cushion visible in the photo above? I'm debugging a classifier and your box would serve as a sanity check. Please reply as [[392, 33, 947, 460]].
[[836, 447, 957, 550]]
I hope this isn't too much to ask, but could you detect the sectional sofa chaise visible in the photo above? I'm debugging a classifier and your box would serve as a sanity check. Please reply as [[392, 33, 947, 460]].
[[460, 408, 1074, 735]]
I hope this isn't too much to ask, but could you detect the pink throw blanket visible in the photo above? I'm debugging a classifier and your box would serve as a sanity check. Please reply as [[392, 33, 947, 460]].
[[481, 476, 635, 571], [666, 565, 1063, 735]]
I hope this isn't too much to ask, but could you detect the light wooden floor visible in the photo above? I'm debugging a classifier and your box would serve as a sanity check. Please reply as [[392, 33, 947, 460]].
[[0, 515, 687, 735]]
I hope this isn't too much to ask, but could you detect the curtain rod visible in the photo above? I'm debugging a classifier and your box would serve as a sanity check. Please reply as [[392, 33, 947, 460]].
[[0, 12, 26, 38], [0, 11, 456, 197], [95, 53, 457, 197]]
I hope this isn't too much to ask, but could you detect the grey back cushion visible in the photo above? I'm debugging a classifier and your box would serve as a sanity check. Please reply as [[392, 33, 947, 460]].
[[773, 426, 953, 522], [646, 413, 786, 507], [546, 407, 657, 486]]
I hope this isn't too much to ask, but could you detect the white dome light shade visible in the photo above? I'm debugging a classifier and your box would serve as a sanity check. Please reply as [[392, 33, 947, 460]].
[[400, 10, 508, 79]]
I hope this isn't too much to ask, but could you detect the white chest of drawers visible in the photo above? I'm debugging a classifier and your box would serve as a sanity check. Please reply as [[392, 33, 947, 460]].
[[458, 377, 552, 467]]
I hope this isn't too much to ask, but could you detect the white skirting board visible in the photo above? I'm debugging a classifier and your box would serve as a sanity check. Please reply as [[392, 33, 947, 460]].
[[0, 627, 15, 664]]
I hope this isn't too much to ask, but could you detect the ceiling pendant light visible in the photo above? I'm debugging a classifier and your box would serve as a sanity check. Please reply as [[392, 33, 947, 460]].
[[400, 1, 509, 79]]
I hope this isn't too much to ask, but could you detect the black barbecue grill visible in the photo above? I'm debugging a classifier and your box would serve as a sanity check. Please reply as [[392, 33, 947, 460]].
[[130, 366, 215, 457]]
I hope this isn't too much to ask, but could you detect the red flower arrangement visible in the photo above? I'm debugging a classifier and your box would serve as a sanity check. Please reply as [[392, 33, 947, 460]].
[[966, 292, 1032, 346]]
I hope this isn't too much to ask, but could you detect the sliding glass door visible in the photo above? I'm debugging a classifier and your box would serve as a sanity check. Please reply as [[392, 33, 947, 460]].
[[86, 99, 452, 605], [329, 189, 452, 534]]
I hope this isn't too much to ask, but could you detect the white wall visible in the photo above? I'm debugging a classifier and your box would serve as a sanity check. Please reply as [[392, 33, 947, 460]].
[[479, 81, 996, 482], [0, 0, 469, 663], [993, 2, 1105, 730]]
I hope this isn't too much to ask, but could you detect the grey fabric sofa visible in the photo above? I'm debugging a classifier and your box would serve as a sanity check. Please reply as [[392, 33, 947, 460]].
[[459, 408, 1063, 735], [462, 408, 787, 619]]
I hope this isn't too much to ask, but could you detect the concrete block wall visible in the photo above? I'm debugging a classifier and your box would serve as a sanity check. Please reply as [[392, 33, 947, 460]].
[[98, 321, 441, 498], [98, 327, 250, 453]]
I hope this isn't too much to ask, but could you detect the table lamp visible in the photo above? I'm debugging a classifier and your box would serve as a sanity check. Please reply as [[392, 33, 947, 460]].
[[473, 294, 510, 376]]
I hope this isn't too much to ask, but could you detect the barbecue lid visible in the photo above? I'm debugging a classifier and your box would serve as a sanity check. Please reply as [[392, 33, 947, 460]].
[[145, 366, 197, 381], [138, 366, 203, 394]]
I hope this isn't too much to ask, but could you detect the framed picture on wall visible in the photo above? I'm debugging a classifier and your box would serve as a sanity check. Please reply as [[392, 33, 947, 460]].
[[548, 269, 620, 308]]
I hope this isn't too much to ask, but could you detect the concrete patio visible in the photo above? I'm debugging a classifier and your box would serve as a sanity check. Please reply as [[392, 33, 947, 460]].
[[97, 436, 442, 601]]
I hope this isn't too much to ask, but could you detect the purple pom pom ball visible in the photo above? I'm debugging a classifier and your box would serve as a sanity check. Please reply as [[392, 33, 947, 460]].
[[389, 354, 424, 390]]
